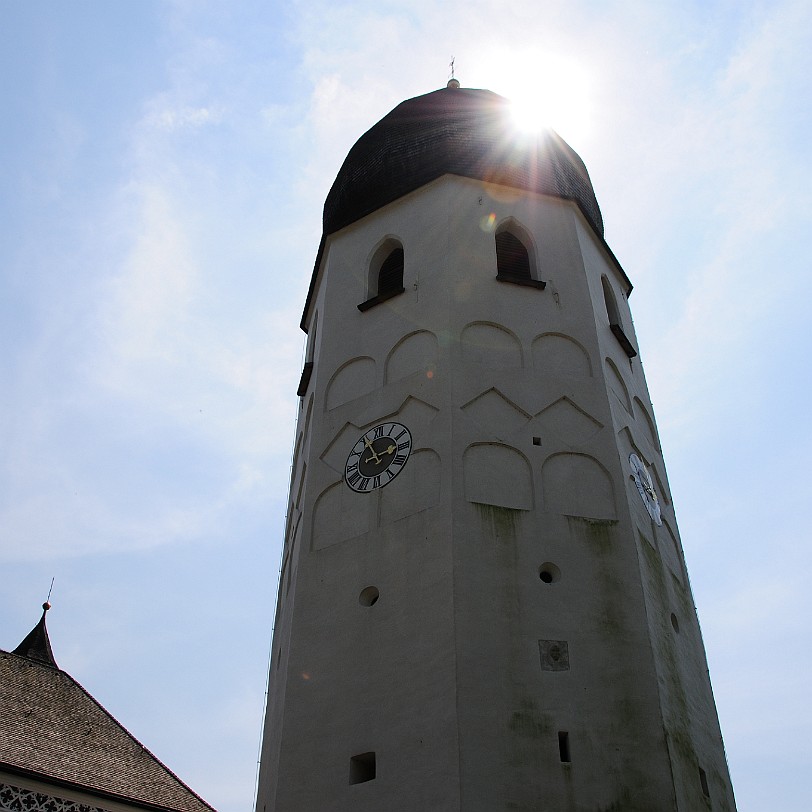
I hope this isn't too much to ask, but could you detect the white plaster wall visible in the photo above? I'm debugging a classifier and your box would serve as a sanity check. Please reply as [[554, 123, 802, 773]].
[[256, 175, 736, 812]]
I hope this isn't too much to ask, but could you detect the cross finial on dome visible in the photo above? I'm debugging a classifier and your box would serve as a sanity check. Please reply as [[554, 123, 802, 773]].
[[447, 56, 460, 89]]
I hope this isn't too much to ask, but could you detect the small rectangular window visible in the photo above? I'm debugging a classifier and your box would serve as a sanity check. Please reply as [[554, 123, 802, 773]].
[[558, 731, 571, 763], [350, 752, 376, 784]]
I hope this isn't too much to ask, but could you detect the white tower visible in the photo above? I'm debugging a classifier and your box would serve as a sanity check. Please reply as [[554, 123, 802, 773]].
[[256, 84, 736, 811]]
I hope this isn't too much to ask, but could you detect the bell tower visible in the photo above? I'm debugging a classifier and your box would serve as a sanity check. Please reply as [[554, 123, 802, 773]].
[[255, 83, 736, 811]]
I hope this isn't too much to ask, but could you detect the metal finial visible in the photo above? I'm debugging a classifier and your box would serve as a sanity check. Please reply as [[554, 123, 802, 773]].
[[43, 577, 54, 611], [447, 57, 460, 89]]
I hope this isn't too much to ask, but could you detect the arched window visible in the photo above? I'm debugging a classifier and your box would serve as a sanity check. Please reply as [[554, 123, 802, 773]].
[[496, 231, 531, 281], [495, 223, 545, 290], [601, 275, 637, 358], [601, 276, 621, 325], [297, 311, 317, 396], [358, 240, 406, 311], [377, 247, 404, 296]]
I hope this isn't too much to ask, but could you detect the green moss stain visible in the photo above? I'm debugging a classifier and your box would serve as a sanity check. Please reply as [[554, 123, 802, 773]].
[[578, 516, 619, 553], [475, 502, 521, 542], [507, 698, 549, 740], [568, 517, 625, 640], [638, 529, 700, 801]]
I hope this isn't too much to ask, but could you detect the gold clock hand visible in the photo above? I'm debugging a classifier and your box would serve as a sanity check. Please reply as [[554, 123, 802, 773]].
[[362, 436, 382, 465]]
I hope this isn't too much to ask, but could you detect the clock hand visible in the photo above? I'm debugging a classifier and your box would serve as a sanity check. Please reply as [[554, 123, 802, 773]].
[[362, 436, 382, 465]]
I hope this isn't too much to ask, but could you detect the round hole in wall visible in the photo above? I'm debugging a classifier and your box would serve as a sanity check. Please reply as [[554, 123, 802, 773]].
[[539, 563, 561, 584], [670, 613, 680, 633], [359, 586, 380, 607]]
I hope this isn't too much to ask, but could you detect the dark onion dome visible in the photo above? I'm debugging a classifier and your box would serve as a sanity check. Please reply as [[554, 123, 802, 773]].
[[323, 85, 604, 239], [301, 84, 621, 329]]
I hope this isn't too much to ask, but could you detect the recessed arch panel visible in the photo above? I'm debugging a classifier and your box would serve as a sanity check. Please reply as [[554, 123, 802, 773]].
[[312, 481, 368, 550], [464, 443, 532, 510], [658, 519, 684, 585], [380, 448, 441, 524], [461, 322, 522, 369], [325, 356, 376, 410], [385, 330, 438, 384], [542, 452, 616, 519], [532, 333, 592, 378], [634, 396, 660, 450]]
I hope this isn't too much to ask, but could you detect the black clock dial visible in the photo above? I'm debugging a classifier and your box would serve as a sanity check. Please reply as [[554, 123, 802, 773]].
[[345, 422, 412, 492]]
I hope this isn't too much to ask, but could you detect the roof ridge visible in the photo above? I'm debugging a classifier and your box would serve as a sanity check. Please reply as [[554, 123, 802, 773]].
[[58, 666, 218, 812], [0, 649, 216, 812]]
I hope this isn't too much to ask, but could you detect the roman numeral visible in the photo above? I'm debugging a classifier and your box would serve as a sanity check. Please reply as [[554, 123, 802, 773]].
[[346, 462, 358, 474], [372, 476, 381, 489], [347, 471, 360, 486], [394, 430, 406, 441], [358, 477, 369, 491], [385, 469, 396, 481], [394, 454, 407, 466], [397, 441, 410, 451], [373, 426, 384, 438]]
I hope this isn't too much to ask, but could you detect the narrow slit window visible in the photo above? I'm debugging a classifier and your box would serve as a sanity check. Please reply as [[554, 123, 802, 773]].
[[349, 752, 376, 784], [699, 766, 710, 798], [558, 731, 571, 763]]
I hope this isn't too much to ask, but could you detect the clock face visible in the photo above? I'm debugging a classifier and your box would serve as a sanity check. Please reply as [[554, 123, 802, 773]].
[[629, 453, 662, 526], [345, 422, 412, 493]]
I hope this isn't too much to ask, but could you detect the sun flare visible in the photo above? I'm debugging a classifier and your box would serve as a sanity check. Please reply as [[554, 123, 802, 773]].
[[474, 52, 593, 145]]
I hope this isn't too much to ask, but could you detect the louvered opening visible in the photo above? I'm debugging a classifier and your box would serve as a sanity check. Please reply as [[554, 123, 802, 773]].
[[378, 248, 404, 295], [496, 231, 531, 281]]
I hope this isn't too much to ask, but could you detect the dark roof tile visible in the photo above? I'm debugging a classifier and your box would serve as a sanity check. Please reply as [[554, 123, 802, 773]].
[[0, 650, 215, 812]]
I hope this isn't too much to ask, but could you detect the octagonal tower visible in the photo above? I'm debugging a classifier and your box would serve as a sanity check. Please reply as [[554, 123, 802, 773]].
[[255, 83, 736, 812]]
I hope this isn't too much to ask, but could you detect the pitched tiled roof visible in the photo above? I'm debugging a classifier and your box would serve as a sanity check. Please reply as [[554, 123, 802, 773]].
[[0, 649, 215, 812]]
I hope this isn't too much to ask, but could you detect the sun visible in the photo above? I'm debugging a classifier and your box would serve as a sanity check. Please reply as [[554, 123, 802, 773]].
[[473, 52, 594, 145]]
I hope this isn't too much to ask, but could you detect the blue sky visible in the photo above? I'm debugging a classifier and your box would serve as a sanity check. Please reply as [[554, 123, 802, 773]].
[[1, 1, 810, 810]]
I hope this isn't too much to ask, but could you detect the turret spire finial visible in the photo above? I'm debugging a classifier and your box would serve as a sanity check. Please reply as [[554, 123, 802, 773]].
[[13, 587, 58, 668]]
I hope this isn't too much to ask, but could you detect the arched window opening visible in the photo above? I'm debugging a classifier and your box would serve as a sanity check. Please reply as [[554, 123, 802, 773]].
[[496, 231, 530, 281], [378, 247, 404, 296], [602, 277, 621, 326], [495, 225, 545, 290], [602, 275, 637, 358], [358, 241, 406, 312], [297, 311, 318, 397]]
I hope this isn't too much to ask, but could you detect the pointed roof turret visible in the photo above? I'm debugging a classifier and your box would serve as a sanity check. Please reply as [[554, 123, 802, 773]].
[[1, 601, 216, 812], [13, 601, 57, 668]]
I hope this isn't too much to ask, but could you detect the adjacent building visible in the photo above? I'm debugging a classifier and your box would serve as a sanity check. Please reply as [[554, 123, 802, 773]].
[[1, 605, 215, 812]]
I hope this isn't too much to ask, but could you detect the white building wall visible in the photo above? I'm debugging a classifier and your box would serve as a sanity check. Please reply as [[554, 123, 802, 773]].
[[256, 174, 736, 812]]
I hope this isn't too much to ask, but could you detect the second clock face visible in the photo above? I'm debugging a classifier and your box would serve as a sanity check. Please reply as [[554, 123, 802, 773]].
[[345, 422, 412, 493], [629, 452, 662, 526]]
